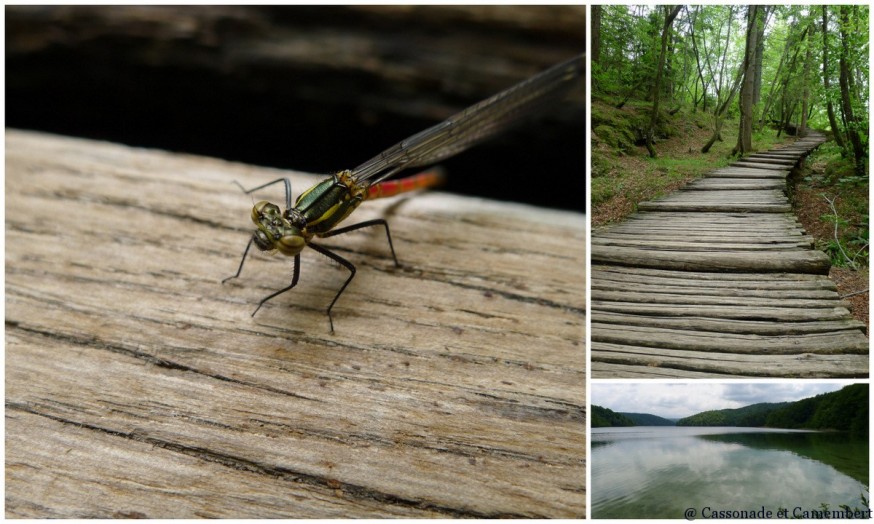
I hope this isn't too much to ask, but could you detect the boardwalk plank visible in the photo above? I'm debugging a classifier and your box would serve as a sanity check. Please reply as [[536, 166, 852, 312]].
[[591, 311, 866, 335], [591, 246, 830, 273], [591, 268, 837, 290], [709, 167, 789, 178], [592, 323, 869, 354], [591, 344, 869, 378], [593, 301, 856, 322], [591, 238, 809, 251], [592, 281, 842, 300]]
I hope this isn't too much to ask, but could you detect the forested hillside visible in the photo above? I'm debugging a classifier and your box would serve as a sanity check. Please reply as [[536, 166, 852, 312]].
[[591, 405, 636, 428], [766, 383, 868, 437], [619, 413, 676, 426], [677, 402, 789, 427], [677, 384, 868, 436]]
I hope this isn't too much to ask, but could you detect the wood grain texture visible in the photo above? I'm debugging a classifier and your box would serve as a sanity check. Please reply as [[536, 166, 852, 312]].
[[6, 130, 586, 518]]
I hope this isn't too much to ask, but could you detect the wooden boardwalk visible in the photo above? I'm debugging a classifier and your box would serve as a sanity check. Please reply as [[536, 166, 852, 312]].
[[592, 131, 869, 378]]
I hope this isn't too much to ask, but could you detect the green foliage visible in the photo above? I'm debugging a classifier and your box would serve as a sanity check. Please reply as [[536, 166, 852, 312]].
[[676, 385, 869, 437], [803, 143, 869, 269], [594, 5, 660, 99], [590, 166, 616, 206], [677, 402, 789, 427], [593, 124, 637, 152], [766, 384, 869, 437], [591, 405, 636, 428], [619, 412, 675, 426], [820, 210, 868, 268], [593, 4, 869, 163]]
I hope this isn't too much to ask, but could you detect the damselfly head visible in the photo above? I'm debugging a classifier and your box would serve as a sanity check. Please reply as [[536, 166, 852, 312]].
[[251, 201, 306, 256]]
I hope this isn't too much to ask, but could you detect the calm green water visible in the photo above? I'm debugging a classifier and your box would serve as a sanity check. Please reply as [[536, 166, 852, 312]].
[[591, 427, 869, 519]]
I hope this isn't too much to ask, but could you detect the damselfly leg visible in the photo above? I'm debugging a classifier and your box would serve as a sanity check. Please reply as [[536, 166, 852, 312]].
[[224, 177, 400, 332]]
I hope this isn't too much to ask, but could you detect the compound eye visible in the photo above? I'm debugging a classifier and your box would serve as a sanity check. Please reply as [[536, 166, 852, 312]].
[[277, 233, 306, 256], [252, 201, 281, 224], [253, 230, 274, 252]]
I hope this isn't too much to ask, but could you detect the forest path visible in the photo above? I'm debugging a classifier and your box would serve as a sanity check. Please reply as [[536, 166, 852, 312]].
[[591, 131, 869, 378]]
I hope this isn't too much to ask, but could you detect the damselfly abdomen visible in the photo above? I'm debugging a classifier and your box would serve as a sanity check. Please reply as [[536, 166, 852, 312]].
[[224, 54, 583, 332]]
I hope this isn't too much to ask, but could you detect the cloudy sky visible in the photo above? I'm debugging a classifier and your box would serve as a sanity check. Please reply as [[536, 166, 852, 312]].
[[591, 382, 857, 419]]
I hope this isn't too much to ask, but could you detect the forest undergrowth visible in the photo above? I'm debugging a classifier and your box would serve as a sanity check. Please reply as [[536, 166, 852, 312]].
[[791, 143, 869, 332], [591, 98, 794, 227]]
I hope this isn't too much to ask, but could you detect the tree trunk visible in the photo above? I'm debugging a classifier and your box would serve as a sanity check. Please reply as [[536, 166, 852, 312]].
[[688, 7, 708, 113], [702, 65, 744, 153], [838, 5, 866, 174], [757, 23, 792, 131], [799, 23, 813, 137], [592, 5, 601, 65], [665, 25, 675, 101], [778, 100, 797, 138], [733, 6, 759, 156], [821, 6, 847, 152], [645, 5, 682, 158], [752, 8, 767, 106]]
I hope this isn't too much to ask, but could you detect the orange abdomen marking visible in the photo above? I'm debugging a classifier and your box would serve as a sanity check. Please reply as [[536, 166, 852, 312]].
[[367, 168, 446, 200]]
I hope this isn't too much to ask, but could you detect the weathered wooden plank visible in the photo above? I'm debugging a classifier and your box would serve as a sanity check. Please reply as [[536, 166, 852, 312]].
[[591, 345, 869, 378], [592, 301, 854, 322], [604, 225, 806, 234], [592, 265, 835, 283], [591, 269, 837, 290], [592, 290, 846, 309], [709, 167, 789, 178], [589, 362, 741, 378], [606, 224, 806, 233], [592, 323, 869, 354], [749, 151, 800, 157], [686, 179, 785, 190], [638, 203, 792, 213], [614, 211, 802, 221], [591, 281, 842, 300], [592, 311, 867, 335], [607, 219, 805, 230], [596, 233, 809, 243], [591, 238, 809, 251], [591, 245, 831, 273], [730, 161, 797, 171], [641, 189, 789, 203], [743, 157, 797, 166], [5, 130, 586, 518]]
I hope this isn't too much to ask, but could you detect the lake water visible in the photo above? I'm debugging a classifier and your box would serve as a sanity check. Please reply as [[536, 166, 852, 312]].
[[591, 426, 869, 519]]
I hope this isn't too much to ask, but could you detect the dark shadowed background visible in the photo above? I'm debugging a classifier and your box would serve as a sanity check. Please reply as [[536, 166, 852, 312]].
[[6, 5, 586, 211]]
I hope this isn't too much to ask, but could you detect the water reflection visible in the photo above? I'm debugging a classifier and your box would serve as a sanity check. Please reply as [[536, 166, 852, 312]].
[[592, 427, 869, 519], [700, 431, 868, 485]]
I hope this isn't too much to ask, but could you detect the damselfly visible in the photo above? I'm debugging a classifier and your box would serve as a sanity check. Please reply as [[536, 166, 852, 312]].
[[224, 54, 583, 331]]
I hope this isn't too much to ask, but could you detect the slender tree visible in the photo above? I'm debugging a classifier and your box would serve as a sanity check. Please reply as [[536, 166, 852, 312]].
[[702, 65, 744, 153], [756, 19, 795, 131], [645, 5, 683, 158], [799, 21, 814, 137], [838, 5, 866, 174], [592, 5, 601, 65], [821, 6, 846, 151], [733, 5, 760, 155]]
